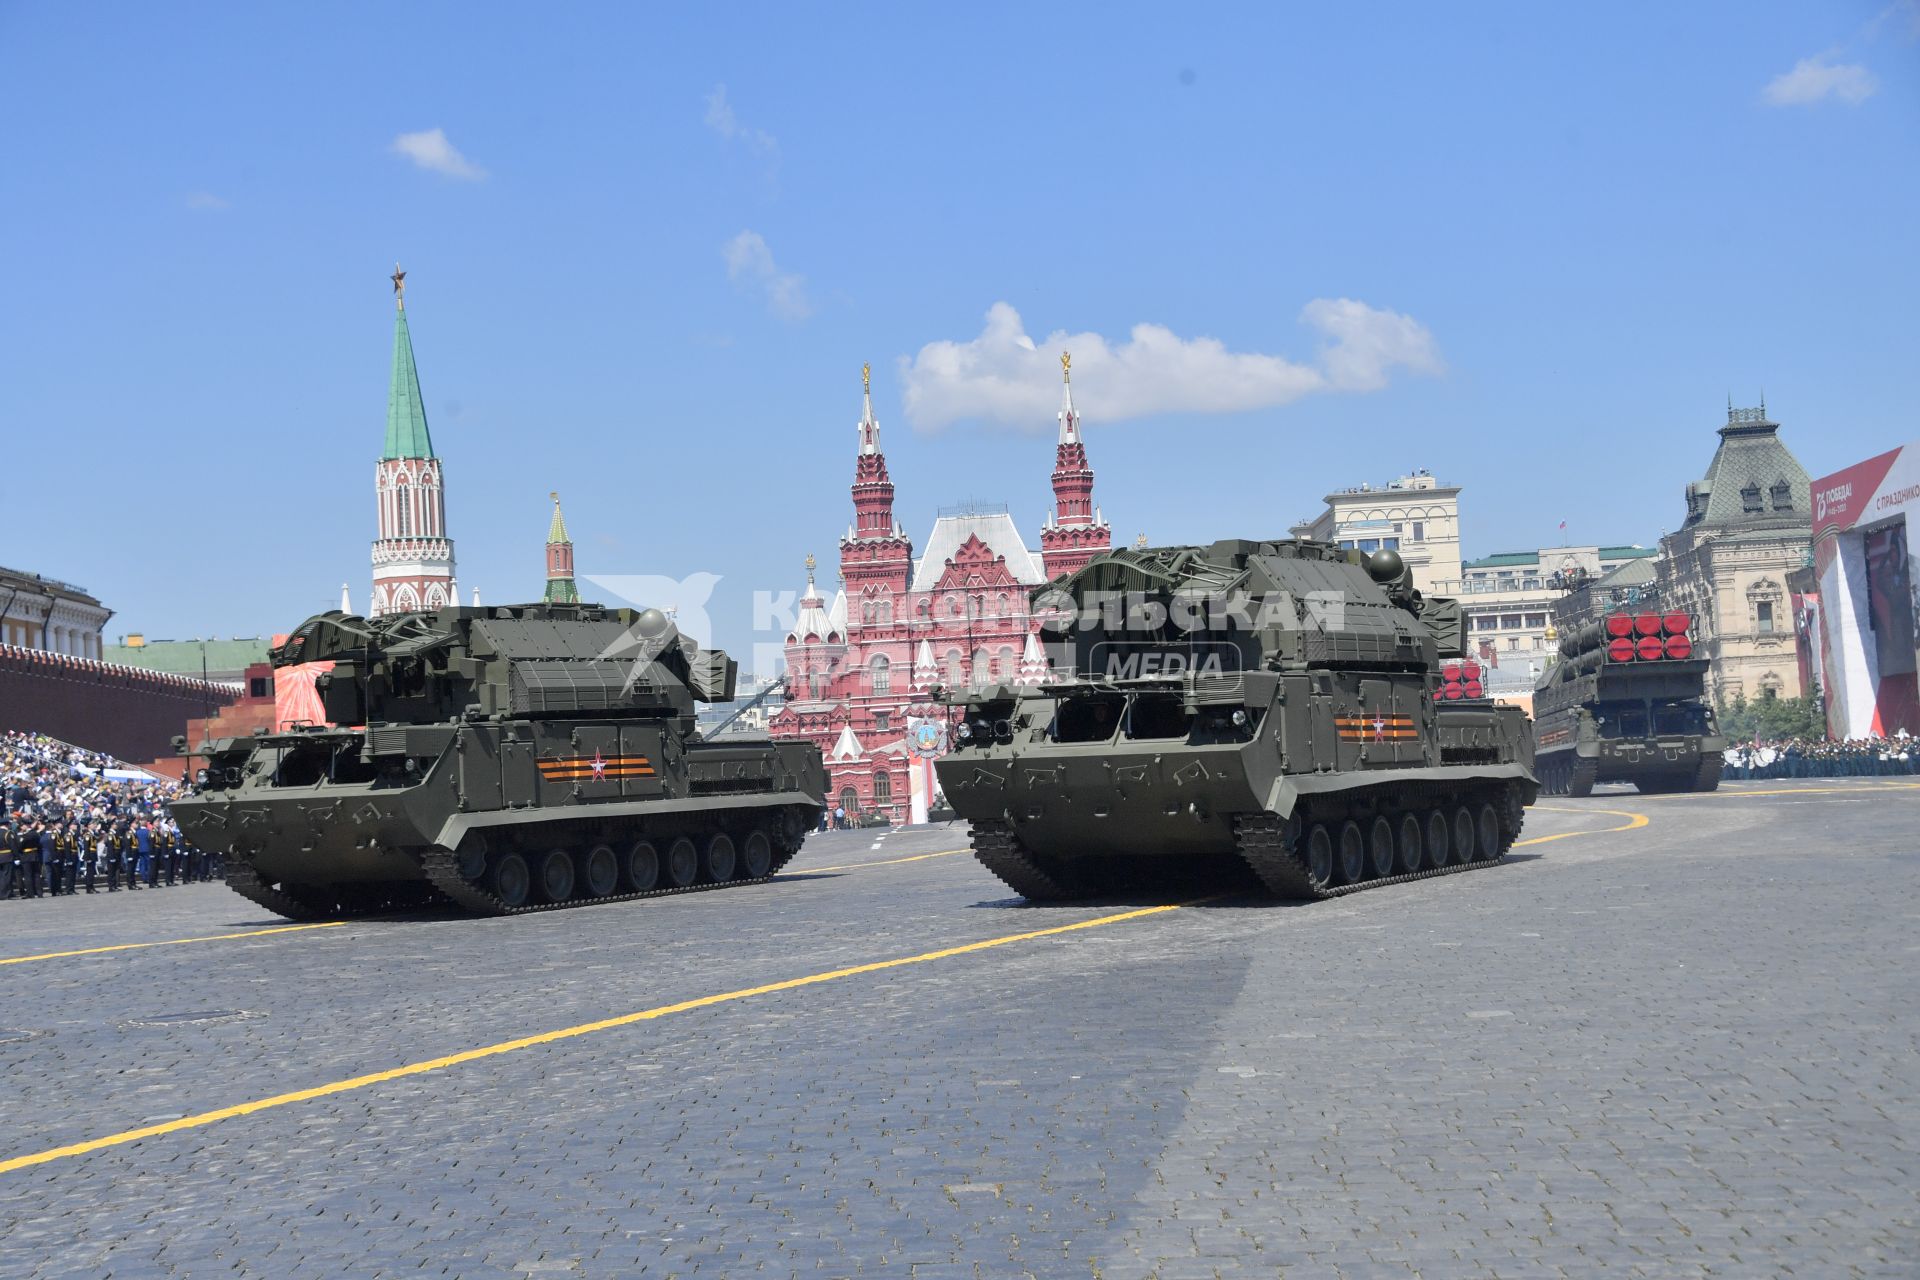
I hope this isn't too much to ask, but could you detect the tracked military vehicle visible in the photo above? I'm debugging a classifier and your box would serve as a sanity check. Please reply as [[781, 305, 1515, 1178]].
[[171, 603, 825, 918], [936, 539, 1538, 901], [1533, 612, 1724, 795]]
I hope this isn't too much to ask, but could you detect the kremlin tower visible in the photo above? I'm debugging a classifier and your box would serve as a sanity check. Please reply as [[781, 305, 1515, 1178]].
[[369, 267, 456, 616], [543, 492, 580, 604], [1039, 351, 1112, 578]]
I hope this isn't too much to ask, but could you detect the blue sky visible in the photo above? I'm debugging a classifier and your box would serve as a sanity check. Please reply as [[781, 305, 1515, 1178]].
[[2, 3, 1915, 660]]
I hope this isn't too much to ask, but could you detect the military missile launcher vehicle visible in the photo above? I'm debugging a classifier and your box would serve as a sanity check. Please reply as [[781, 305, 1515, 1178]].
[[170, 603, 825, 918], [935, 539, 1538, 901], [1533, 611, 1725, 795]]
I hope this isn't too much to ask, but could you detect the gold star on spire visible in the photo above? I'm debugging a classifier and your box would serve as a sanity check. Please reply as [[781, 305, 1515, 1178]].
[[1061, 350, 1071, 380], [391, 263, 407, 310], [862, 362, 871, 392]]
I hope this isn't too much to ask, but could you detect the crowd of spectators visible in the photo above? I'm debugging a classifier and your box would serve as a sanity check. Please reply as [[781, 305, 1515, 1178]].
[[0, 729, 215, 899], [1723, 734, 1920, 779]]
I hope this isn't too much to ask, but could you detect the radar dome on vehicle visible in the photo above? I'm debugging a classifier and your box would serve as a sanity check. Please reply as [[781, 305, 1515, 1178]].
[[1365, 549, 1406, 583], [633, 607, 673, 639]]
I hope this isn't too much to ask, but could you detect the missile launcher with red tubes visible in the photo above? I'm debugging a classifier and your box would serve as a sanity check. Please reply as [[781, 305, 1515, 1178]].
[[1532, 609, 1726, 795]]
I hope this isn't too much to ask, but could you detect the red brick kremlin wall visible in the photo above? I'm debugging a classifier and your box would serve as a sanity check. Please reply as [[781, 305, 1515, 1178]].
[[0, 643, 239, 767]]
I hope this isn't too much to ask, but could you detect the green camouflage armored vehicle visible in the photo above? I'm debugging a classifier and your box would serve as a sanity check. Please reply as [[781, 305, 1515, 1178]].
[[1533, 611, 1724, 795], [936, 539, 1538, 901], [171, 603, 825, 918]]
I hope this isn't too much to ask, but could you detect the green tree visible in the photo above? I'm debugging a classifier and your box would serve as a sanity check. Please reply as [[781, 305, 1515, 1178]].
[[1717, 692, 1825, 741]]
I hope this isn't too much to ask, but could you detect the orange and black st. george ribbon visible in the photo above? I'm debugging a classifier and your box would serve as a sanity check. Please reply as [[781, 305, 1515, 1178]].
[[537, 753, 656, 782], [1334, 714, 1419, 742]]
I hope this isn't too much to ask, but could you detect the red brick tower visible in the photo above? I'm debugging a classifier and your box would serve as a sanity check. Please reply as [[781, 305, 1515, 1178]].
[[1039, 350, 1111, 579]]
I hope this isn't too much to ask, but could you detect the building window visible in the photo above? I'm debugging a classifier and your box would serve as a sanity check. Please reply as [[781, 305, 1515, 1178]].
[[1741, 484, 1763, 514], [249, 677, 269, 698], [1508, 637, 1521, 650], [876, 596, 893, 624], [839, 787, 858, 816], [1524, 612, 1547, 628], [873, 710, 891, 732], [862, 599, 877, 624], [873, 771, 892, 803], [945, 650, 965, 686], [1769, 480, 1792, 512], [1756, 601, 1775, 633], [1412, 521, 1425, 541], [869, 654, 891, 694], [1500, 614, 1523, 629]]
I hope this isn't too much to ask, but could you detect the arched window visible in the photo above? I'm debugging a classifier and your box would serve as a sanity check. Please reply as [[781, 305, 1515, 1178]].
[[974, 648, 993, 681], [997, 592, 1010, 617], [916, 598, 931, 622], [869, 654, 892, 694], [839, 786, 858, 817], [873, 771, 892, 803], [862, 599, 877, 624], [999, 645, 1015, 674], [397, 482, 412, 536], [876, 596, 893, 624], [808, 674, 824, 700], [945, 649, 966, 686]]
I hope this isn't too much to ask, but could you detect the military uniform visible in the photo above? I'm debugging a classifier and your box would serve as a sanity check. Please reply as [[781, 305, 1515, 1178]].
[[21, 826, 45, 898]]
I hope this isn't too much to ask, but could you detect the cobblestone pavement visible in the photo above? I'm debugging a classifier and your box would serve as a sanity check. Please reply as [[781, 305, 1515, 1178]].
[[1, 780, 1916, 1278]]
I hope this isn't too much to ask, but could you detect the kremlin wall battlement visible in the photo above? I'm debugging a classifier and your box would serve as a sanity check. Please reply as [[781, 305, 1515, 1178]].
[[0, 642, 240, 769]]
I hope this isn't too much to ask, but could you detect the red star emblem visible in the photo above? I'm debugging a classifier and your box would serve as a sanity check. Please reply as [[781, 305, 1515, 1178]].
[[590, 750, 607, 780], [1373, 717, 1387, 741]]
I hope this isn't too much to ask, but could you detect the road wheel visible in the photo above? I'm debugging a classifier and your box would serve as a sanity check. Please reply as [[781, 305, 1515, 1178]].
[[492, 853, 531, 908], [1305, 823, 1336, 889], [1368, 816, 1396, 879], [456, 835, 487, 882], [741, 829, 774, 879], [665, 837, 699, 888], [626, 840, 660, 891], [582, 844, 620, 897], [1337, 820, 1367, 885], [702, 833, 738, 882], [1396, 812, 1424, 874], [1475, 803, 1501, 860], [538, 849, 575, 902], [1451, 807, 1476, 864], [1426, 809, 1452, 868]]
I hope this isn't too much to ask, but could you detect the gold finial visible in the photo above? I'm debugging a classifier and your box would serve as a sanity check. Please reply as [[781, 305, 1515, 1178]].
[[550, 490, 559, 505], [391, 263, 407, 310], [805, 552, 816, 573], [1061, 350, 1071, 380], [862, 362, 871, 393]]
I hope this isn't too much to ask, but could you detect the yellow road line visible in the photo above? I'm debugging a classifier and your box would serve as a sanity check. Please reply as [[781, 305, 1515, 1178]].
[[0, 901, 1182, 1175], [0, 922, 347, 967], [802, 847, 969, 874], [1521, 806, 1649, 844], [1654, 784, 1920, 799]]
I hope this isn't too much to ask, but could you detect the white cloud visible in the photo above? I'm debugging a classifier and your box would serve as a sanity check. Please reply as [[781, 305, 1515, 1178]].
[[723, 231, 811, 321], [185, 191, 229, 211], [704, 84, 777, 153], [1763, 54, 1879, 106], [390, 127, 487, 180], [899, 300, 1443, 431]]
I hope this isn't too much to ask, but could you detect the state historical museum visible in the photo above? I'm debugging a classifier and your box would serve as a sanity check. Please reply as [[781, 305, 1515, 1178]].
[[769, 357, 1112, 824]]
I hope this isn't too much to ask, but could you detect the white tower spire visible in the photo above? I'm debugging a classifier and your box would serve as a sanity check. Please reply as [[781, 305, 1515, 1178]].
[[858, 361, 881, 456], [1057, 349, 1081, 445]]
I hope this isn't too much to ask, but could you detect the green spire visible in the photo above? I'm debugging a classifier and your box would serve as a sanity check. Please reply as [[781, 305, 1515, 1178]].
[[382, 269, 435, 460]]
